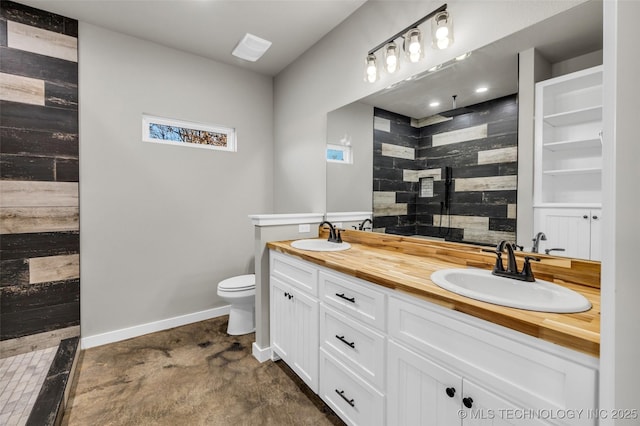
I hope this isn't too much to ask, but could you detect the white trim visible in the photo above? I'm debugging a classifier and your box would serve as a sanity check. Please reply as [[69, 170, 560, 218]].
[[248, 213, 324, 226], [81, 305, 230, 349], [252, 342, 272, 363], [325, 211, 372, 222]]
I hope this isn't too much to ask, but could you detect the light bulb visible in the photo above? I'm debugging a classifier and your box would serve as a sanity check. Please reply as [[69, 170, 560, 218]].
[[384, 42, 399, 74], [404, 29, 422, 62], [436, 25, 449, 40], [409, 36, 421, 54], [364, 54, 378, 83], [437, 37, 450, 49], [386, 56, 397, 73]]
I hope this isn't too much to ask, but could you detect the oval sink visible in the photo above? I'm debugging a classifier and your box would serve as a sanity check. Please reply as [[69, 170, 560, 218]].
[[430, 268, 591, 313], [291, 239, 351, 252]]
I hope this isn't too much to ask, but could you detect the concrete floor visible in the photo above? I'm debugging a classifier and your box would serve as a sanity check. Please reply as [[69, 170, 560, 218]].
[[62, 316, 343, 425]]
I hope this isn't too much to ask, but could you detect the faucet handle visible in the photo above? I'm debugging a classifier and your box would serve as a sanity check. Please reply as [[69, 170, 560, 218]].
[[335, 228, 343, 243], [545, 248, 565, 255], [520, 256, 541, 282]]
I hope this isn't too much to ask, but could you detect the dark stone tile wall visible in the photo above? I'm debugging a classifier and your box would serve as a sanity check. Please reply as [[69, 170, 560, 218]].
[[373, 95, 518, 245], [0, 1, 79, 342]]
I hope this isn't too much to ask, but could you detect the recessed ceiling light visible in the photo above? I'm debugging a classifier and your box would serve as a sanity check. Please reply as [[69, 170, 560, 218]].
[[429, 101, 440, 107], [476, 86, 488, 93], [232, 33, 272, 62]]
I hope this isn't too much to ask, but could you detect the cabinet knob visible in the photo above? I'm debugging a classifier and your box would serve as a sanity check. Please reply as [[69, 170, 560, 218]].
[[445, 387, 456, 398], [583, 215, 589, 219], [463, 397, 473, 409], [284, 292, 289, 298], [592, 215, 599, 220]]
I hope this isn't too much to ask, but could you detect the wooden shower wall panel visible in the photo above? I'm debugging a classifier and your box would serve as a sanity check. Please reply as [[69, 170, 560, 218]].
[[0, 1, 79, 342]]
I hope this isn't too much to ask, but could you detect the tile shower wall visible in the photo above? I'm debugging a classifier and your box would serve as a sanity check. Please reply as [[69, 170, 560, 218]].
[[373, 95, 518, 245], [0, 1, 79, 350]]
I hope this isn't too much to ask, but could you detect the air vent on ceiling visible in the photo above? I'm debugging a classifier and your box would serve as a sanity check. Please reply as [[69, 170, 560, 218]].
[[232, 33, 272, 62]]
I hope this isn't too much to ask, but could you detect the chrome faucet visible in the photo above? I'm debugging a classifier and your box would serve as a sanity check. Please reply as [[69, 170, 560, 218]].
[[531, 232, 547, 253], [492, 240, 540, 282], [319, 221, 342, 243]]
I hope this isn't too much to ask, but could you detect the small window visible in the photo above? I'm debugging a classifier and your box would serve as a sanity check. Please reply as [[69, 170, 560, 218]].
[[142, 114, 236, 152], [326, 143, 352, 164]]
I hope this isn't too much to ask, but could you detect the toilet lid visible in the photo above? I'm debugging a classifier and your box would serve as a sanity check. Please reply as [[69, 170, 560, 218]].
[[219, 274, 255, 292]]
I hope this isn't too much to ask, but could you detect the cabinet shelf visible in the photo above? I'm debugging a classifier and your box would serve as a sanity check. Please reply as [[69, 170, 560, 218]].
[[543, 106, 602, 127], [543, 137, 601, 151], [543, 167, 601, 176]]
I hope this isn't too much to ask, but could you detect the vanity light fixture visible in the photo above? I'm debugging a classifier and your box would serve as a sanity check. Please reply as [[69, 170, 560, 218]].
[[432, 11, 454, 49], [364, 4, 450, 83]]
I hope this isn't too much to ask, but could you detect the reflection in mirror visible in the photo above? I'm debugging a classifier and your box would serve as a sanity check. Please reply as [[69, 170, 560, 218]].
[[326, 0, 602, 258]]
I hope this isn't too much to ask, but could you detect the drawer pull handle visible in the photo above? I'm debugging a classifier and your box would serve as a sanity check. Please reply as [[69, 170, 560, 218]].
[[335, 389, 355, 407], [335, 335, 355, 349], [336, 293, 355, 303], [445, 387, 456, 398], [463, 397, 473, 409]]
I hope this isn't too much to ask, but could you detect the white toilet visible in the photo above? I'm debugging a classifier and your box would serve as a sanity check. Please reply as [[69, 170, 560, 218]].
[[217, 274, 256, 335]]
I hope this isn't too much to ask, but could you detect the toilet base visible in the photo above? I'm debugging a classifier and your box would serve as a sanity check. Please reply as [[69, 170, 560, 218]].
[[226, 302, 255, 335]]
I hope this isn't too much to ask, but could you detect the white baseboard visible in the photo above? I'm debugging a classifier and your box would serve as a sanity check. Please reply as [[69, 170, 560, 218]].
[[252, 342, 272, 363], [81, 305, 230, 350]]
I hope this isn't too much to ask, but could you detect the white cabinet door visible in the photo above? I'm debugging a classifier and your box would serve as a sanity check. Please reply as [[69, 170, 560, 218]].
[[588, 209, 601, 261], [290, 285, 319, 393], [270, 276, 319, 393], [388, 340, 462, 426], [462, 380, 551, 426], [271, 276, 294, 362], [534, 208, 591, 258]]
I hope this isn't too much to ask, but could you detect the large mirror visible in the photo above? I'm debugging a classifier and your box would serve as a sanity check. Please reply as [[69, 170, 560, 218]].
[[326, 0, 603, 259]]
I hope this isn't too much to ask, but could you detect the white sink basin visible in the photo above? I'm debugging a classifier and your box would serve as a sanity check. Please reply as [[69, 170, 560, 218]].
[[430, 268, 591, 313], [291, 239, 351, 252]]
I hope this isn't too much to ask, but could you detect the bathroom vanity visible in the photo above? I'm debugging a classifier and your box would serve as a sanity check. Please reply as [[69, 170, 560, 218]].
[[267, 231, 599, 426]]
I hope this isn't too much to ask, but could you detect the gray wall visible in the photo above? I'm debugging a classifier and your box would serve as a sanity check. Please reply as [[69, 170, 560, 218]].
[[79, 23, 273, 338], [326, 102, 373, 212]]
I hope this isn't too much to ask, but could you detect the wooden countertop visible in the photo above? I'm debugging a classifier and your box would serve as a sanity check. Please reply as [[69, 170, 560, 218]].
[[267, 232, 600, 358]]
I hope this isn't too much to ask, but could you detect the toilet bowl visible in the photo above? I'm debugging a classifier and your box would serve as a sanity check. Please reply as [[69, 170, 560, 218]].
[[217, 274, 256, 335]]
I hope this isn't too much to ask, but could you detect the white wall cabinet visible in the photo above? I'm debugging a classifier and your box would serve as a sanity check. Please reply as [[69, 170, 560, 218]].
[[269, 251, 599, 425], [533, 65, 603, 260], [533, 208, 601, 260]]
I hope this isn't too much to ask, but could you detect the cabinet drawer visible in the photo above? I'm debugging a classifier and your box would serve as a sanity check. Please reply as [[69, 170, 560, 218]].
[[270, 250, 318, 296], [319, 349, 384, 426], [388, 295, 597, 417], [319, 270, 386, 330], [320, 305, 385, 390]]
